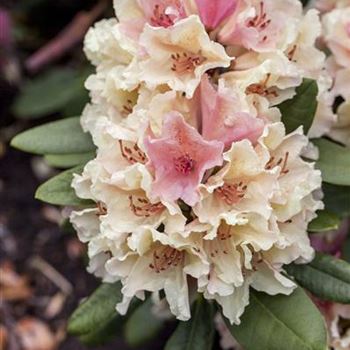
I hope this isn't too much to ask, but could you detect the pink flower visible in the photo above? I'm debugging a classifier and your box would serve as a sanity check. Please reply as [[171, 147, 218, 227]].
[[200, 75, 264, 149], [144, 112, 224, 205], [194, 0, 239, 30], [218, 0, 291, 52]]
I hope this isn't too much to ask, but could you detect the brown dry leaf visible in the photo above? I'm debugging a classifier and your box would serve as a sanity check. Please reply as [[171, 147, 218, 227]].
[[0, 325, 8, 350], [15, 317, 57, 350], [44, 293, 66, 319], [0, 262, 32, 302]]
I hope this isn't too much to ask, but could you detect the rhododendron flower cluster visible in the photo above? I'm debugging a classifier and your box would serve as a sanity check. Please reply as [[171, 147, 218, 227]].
[[70, 0, 324, 324]]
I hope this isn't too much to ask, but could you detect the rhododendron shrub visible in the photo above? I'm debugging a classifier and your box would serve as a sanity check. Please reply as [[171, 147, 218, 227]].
[[11, 0, 350, 349]]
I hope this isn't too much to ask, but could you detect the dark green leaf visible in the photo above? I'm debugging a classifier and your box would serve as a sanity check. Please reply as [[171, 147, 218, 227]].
[[313, 138, 350, 186], [62, 88, 90, 117], [35, 165, 92, 206], [279, 79, 318, 134], [68, 282, 123, 336], [285, 253, 350, 304], [12, 69, 88, 119], [308, 210, 341, 233], [44, 152, 95, 169], [323, 183, 350, 217], [124, 298, 164, 347], [11, 117, 95, 155], [165, 298, 215, 350], [227, 288, 327, 350], [78, 315, 122, 346], [343, 235, 350, 263]]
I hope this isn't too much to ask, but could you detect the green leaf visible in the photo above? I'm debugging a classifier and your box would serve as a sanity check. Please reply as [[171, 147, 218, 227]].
[[227, 288, 327, 350], [343, 235, 350, 263], [279, 79, 318, 134], [313, 138, 350, 186], [78, 316, 122, 346], [124, 298, 164, 347], [35, 165, 92, 206], [62, 88, 90, 117], [44, 152, 95, 169], [285, 253, 350, 304], [323, 183, 350, 217], [11, 117, 95, 155], [165, 298, 215, 350], [308, 210, 341, 233], [12, 69, 88, 119], [68, 282, 123, 336]]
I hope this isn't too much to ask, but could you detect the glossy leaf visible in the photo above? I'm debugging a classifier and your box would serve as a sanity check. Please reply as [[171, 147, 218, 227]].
[[165, 298, 215, 350], [68, 282, 123, 336], [35, 165, 92, 206], [313, 138, 350, 186], [279, 79, 318, 134], [227, 288, 327, 350], [124, 298, 164, 347], [44, 152, 95, 169], [12, 69, 88, 119], [11, 117, 95, 155], [323, 183, 350, 217], [308, 210, 341, 233], [285, 253, 350, 304]]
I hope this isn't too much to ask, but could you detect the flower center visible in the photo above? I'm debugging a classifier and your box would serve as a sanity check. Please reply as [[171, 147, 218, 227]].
[[121, 99, 134, 117], [149, 246, 184, 273], [97, 202, 107, 216], [245, 73, 278, 98], [119, 140, 147, 165], [265, 152, 290, 175], [174, 153, 195, 175], [215, 182, 247, 205], [170, 51, 206, 74], [150, 4, 175, 27], [246, 1, 271, 30], [129, 196, 164, 217]]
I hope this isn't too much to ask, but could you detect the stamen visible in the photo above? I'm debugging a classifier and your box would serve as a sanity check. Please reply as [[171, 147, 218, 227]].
[[170, 51, 206, 74], [215, 182, 247, 205], [246, 73, 278, 98], [129, 196, 164, 218], [247, 1, 270, 30], [121, 99, 134, 117], [287, 45, 297, 61], [174, 153, 195, 175], [119, 140, 147, 165], [149, 246, 184, 273], [150, 3, 175, 27], [217, 225, 233, 241], [97, 202, 107, 216], [265, 152, 290, 175]]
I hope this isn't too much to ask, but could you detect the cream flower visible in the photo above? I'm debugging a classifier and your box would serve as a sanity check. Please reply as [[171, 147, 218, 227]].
[[84, 19, 132, 67], [136, 15, 231, 97], [219, 0, 302, 53]]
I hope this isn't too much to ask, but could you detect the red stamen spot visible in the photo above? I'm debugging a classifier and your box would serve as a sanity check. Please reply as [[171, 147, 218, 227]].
[[129, 196, 164, 217], [174, 153, 195, 175], [119, 140, 147, 165]]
